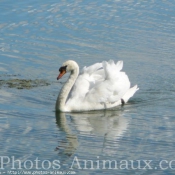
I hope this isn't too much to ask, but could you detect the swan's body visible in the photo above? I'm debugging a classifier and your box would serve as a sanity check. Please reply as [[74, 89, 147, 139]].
[[56, 60, 139, 112]]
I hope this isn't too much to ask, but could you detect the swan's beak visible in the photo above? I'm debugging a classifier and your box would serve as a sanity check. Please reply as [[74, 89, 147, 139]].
[[57, 70, 66, 80]]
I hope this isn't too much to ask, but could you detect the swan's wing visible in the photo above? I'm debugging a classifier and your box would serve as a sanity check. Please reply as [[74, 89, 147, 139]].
[[84, 60, 131, 104], [67, 62, 104, 102]]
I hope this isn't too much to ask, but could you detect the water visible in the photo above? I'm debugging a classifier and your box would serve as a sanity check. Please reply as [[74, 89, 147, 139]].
[[0, 0, 175, 174]]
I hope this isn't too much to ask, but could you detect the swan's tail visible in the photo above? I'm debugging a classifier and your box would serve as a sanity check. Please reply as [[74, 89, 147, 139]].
[[122, 85, 139, 103]]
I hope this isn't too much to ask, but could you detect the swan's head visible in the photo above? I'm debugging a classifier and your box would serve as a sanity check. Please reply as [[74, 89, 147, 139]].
[[57, 60, 79, 80]]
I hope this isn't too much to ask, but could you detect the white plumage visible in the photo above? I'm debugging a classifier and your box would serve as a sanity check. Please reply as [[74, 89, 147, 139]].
[[56, 60, 139, 112]]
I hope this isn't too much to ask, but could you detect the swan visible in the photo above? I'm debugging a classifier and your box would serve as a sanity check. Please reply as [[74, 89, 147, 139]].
[[56, 60, 139, 112]]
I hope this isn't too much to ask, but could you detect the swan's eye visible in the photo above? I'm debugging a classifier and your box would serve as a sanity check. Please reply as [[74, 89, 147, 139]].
[[59, 65, 67, 73]]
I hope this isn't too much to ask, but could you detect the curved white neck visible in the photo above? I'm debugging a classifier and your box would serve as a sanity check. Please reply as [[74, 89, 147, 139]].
[[56, 68, 79, 111]]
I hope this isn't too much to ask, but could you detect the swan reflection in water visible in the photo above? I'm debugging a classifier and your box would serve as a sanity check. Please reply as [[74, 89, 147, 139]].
[[55, 109, 129, 158]]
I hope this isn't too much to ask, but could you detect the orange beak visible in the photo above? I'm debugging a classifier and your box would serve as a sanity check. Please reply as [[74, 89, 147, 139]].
[[57, 70, 66, 80]]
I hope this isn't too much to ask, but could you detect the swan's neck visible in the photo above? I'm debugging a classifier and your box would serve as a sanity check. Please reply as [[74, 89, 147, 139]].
[[56, 68, 79, 111]]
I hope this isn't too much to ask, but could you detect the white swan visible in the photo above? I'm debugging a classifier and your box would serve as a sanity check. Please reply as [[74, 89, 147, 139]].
[[56, 60, 139, 112]]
